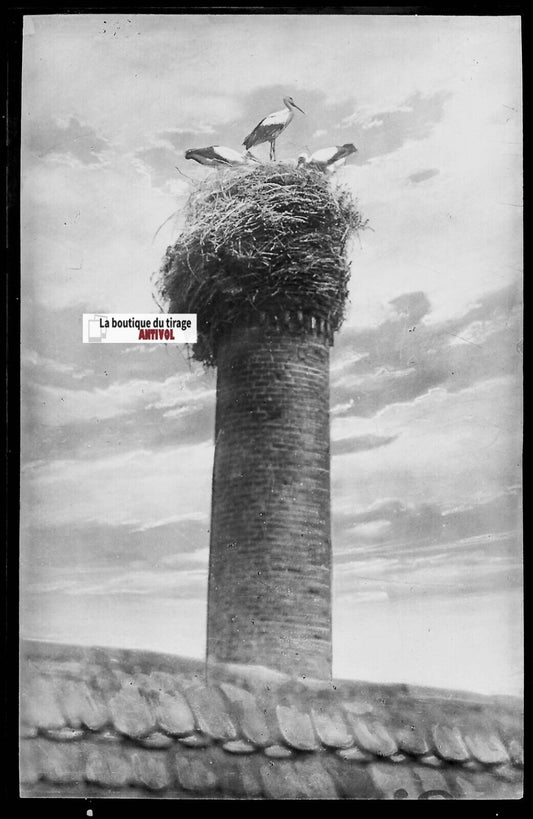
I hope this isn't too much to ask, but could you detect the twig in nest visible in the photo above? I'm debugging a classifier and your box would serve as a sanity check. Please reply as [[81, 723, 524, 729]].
[[153, 163, 368, 366]]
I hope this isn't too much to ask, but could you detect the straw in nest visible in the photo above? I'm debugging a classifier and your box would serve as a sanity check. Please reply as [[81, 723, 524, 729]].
[[155, 162, 367, 366]]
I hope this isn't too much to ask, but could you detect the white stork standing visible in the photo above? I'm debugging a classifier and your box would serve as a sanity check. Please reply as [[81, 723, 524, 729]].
[[243, 96, 305, 161], [184, 146, 260, 168], [297, 143, 358, 172]]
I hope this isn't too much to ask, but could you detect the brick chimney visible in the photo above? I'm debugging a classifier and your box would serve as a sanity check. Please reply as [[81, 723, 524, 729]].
[[160, 165, 361, 682], [206, 314, 333, 679]]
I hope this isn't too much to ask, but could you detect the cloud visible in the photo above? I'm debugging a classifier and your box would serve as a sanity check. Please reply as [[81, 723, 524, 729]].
[[21, 514, 210, 581], [21, 374, 215, 464], [334, 489, 521, 550], [133, 512, 207, 532], [21, 441, 214, 530], [23, 304, 201, 391], [21, 349, 94, 380], [23, 16, 520, 154], [160, 547, 209, 567], [331, 374, 521, 518], [29, 374, 214, 427], [331, 434, 397, 456], [21, 304, 217, 461], [21, 150, 181, 313], [332, 489, 522, 602], [133, 86, 452, 188], [352, 104, 416, 126], [25, 566, 208, 600], [134, 145, 185, 192], [24, 116, 110, 165], [331, 282, 521, 419], [340, 92, 451, 162], [361, 118, 384, 130], [408, 168, 440, 183]]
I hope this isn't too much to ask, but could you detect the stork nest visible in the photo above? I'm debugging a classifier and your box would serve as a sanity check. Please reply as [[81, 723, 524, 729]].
[[155, 162, 367, 366]]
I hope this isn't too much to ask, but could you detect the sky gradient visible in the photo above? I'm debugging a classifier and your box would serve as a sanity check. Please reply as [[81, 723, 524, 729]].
[[20, 13, 522, 695]]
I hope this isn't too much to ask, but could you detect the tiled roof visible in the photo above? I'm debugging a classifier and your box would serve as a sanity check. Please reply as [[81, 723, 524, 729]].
[[20, 640, 523, 799]]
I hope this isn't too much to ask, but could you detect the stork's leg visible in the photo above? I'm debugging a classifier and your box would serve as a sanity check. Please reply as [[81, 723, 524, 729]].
[[270, 141, 275, 162]]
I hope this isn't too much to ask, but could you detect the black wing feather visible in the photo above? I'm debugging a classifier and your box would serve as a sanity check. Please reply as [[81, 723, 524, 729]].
[[243, 120, 283, 149]]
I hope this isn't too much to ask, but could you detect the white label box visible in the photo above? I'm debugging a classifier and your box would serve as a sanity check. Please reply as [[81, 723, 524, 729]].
[[83, 314, 197, 344]]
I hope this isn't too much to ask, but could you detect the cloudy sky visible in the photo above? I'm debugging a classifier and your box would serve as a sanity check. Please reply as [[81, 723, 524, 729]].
[[20, 13, 522, 695]]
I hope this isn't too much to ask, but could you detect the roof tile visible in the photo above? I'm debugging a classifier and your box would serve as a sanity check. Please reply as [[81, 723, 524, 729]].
[[139, 732, 175, 750], [85, 745, 132, 788], [492, 763, 523, 783], [395, 725, 430, 757], [20, 725, 38, 739], [508, 738, 523, 767], [173, 749, 219, 793], [293, 758, 338, 799], [411, 763, 454, 798], [234, 756, 265, 798], [20, 740, 41, 785], [57, 680, 83, 727], [433, 768, 467, 798], [185, 685, 237, 741], [369, 761, 420, 800], [21, 676, 66, 731], [336, 745, 373, 762], [259, 759, 304, 799], [213, 752, 262, 797], [219, 682, 271, 747], [464, 731, 509, 766], [461, 759, 485, 771], [455, 776, 481, 799], [343, 699, 374, 716], [222, 739, 256, 754], [389, 752, 408, 763], [93, 729, 121, 743], [418, 754, 444, 767], [37, 738, 85, 784], [453, 770, 522, 799], [18, 641, 524, 799], [59, 679, 109, 731], [156, 691, 195, 736], [264, 744, 293, 759], [178, 733, 212, 748], [131, 672, 162, 694], [130, 749, 172, 790], [109, 686, 156, 738], [276, 704, 318, 751], [432, 725, 470, 762], [146, 670, 181, 693], [323, 757, 380, 799], [79, 693, 110, 732], [311, 705, 353, 749], [348, 715, 398, 757], [43, 727, 85, 742]]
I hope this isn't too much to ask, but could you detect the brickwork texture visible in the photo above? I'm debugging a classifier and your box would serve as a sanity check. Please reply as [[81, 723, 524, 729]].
[[207, 319, 333, 679]]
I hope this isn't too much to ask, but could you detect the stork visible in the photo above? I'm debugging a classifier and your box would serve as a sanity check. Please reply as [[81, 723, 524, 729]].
[[297, 143, 358, 172], [243, 96, 305, 162], [184, 146, 260, 168]]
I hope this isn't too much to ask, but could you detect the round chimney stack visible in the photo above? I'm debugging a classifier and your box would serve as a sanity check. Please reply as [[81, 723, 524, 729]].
[[158, 164, 364, 679]]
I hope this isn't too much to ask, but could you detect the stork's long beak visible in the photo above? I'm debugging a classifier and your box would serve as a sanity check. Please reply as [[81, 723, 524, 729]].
[[293, 103, 306, 115]]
